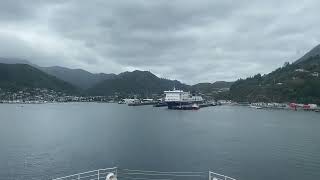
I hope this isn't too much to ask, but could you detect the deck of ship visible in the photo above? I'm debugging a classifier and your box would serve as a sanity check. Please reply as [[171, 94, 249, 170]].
[[52, 167, 236, 180]]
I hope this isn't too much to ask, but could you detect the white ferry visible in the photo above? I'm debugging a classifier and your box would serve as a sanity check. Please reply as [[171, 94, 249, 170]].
[[164, 88, 203, 109]]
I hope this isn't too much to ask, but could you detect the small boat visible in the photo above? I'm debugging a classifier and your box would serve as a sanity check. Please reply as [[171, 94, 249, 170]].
[[191, 103, 200, 110], [250, 105, 263, 109]]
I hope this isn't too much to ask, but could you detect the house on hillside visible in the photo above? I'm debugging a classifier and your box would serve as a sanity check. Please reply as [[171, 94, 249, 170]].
[[311, 72, 319, 77], [295, 68, 308, 72], [218, 88, 230, 92]]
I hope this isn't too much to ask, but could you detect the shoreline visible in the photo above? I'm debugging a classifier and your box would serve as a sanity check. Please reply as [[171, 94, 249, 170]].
[[1, 101, 319, 113]]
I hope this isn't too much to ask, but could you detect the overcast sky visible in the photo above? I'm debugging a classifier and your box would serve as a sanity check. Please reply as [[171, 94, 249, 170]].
[[0, 0, 319, 84]]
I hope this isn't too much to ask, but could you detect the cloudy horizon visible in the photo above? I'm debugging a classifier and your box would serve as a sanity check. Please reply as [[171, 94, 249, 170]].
[[0, 0, 320, 84]]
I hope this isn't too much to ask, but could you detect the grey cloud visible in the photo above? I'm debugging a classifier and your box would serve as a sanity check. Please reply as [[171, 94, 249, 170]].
[[0, 0, 64, 22], [0, 0, 319, 84], [0, 0, 38, 21]]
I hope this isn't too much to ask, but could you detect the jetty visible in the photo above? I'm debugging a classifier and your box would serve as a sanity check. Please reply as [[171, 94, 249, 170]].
[[128, 102, 156, 106]]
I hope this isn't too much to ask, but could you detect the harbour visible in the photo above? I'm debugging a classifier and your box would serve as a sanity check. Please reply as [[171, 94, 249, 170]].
[[116, 89, 320, 113], [120, 89, 218, 110], [1, 103, 319, 180]]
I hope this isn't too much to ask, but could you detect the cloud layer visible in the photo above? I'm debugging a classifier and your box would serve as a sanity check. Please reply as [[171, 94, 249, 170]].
[[0, 0, 320, 84]]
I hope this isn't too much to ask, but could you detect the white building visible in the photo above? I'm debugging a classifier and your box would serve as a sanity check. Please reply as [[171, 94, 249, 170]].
[[311, 72, 319, 77], [123, 98, 139, 104], [295, 69, 308, 72]]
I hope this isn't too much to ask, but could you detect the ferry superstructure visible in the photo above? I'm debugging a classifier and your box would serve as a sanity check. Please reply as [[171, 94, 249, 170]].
[[164, 89, 203, 109]]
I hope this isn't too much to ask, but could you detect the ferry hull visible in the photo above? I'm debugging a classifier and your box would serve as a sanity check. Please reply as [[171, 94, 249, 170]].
[[166, 101, 203, 109], [167, 102, 190, 109]]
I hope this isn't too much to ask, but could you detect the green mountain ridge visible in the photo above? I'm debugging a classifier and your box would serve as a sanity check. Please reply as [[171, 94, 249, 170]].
[[0, 58, 233, 96], [0, 58, 117, 90], [0, 63, 78, 94], [87, 70, 190, 96], [191, 81, 233, 94], [230, 55, 320, 104], [0, 62, 232, 97], [87, 70, 233, 96]]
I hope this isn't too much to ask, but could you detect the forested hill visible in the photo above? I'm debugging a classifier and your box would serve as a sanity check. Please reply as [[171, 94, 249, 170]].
[[230, 55, 320, 104], [0, 63, 78, 94], [191, 81, 233, 93], [0, 58, 116, 90], [87, 70, 189, 96]]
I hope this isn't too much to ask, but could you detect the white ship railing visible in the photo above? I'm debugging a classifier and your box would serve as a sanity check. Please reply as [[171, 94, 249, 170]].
[[52, 167, 236, 180], [209, 171, 236, 180], [52, 167, 117, 180]]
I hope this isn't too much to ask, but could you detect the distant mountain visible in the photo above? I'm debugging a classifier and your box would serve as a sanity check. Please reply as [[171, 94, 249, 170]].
[[87, 70, 189, 96], [40, 66, 116, 89], [295, 44, 320, 64], [0, 63, 78, 93], [0, 57, 116, 89], [0, 57, 234, 96], [230, 45, 320, 104], [0, 57, 32, 65]]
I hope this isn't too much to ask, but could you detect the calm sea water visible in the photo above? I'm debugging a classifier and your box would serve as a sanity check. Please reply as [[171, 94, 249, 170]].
[[0, 103, 319, 180]]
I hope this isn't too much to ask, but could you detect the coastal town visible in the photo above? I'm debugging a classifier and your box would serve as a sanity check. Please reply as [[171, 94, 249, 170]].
[[0, 88, 116, 104], [1, 87, 319, 113]]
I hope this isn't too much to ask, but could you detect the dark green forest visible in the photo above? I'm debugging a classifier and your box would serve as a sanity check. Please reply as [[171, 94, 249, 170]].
[[230, 56, 320, 104]]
